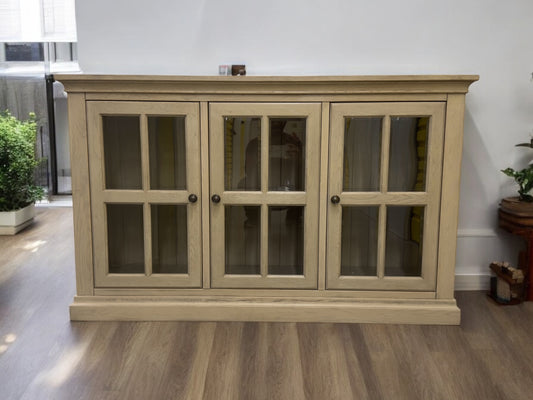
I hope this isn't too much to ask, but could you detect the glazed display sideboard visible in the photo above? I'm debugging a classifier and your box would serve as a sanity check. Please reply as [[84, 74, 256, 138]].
[[56, 74, 478, 324]]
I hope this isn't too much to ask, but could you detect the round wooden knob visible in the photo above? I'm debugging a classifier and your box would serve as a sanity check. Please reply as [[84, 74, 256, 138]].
[[331, 195, 340, 204]]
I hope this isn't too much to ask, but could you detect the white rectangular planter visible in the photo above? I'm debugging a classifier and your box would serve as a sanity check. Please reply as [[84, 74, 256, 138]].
[[0, 204, 35, 235]]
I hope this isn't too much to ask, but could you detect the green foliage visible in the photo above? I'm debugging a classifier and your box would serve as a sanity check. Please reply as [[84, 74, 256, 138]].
[[501, 166, 533, 202], [0, 110, 45, 211]]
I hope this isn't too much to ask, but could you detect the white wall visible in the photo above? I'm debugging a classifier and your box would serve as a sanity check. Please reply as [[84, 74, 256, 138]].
[[75, 0, 533, 288]]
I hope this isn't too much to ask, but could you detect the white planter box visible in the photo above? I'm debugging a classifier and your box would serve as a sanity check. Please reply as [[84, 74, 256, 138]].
[[0, 204, 35, 235]]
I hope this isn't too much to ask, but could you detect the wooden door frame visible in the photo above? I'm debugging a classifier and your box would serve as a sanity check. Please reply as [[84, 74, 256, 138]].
[[87, 101, 202, 288], [209, 102, 321, 289], [326, 102, 446, 291]]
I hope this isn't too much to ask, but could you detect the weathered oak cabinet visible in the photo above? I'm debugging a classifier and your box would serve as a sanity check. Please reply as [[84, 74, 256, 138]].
[[57, 74, 477, 324]]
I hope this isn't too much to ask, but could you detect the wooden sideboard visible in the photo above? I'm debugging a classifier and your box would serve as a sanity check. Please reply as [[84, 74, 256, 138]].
[[56, 74, 478, 324]]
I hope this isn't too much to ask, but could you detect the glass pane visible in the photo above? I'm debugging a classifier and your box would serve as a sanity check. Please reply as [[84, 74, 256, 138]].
[[269, 118, 306, 191], [103, 116, 142, 189], [224, 117, 261, 191], [149, 116, 186, 190], [268, 206, 304, 275], [388, 117, 429, 192], [340, 206, 379, 276], [225, 205, 260, 274], [343, 117, 382, 192], [385, 206, 424, 276], [151, 205, 188, 274], [107, 204, 144, 274]]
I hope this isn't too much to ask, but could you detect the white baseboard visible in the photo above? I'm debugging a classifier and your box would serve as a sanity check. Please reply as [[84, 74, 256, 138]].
[[456, 228, 497, 238], [454, 273, 491, 291]]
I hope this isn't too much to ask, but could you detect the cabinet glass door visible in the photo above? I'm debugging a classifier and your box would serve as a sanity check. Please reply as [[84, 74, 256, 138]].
[[210, 103, 320, 288], [327, 103, 445, 291], [87, 101, 201, 287]]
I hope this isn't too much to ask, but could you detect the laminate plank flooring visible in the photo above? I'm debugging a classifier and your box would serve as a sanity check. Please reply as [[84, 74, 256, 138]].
[[1, 207, 533, 400]]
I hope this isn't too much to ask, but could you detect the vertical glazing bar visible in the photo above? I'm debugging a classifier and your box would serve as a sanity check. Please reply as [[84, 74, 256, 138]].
[[318, 102, 330, 290], [261, 116, 269, 194], [140, 114, 150, 192], [261, 204, 268, 277], [380, 116, 391, 193], [377, 115, 390, 279], [144, 202, 152, 276], [201, 102, 211, 287], [376, 204, 387, 279], [260, 116, 269, 277], [140, 114, 152, 276]]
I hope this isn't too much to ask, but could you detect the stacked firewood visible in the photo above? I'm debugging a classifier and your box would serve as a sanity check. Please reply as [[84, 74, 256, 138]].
[[489, 262, 525, 304]]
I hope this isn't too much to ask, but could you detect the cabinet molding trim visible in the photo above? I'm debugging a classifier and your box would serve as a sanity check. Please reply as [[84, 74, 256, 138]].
[[70, 295, 460, 325], [56, 75, 478, 96]]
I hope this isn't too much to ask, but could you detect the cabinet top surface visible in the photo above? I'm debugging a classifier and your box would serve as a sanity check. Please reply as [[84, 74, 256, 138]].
[[55, 74, 479, 95], [55, 74, 478, 82]]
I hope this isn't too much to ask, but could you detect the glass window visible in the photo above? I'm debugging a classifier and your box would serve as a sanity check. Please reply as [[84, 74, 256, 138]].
[[268, 206, 304, 275], [148, 116, 187, 190], [225, 205, 260, 274], [103, 116, 142, 190], [340, 206, 379, 276], [151, 205, 188, 274], [269, 118, 306, 192], [388, 117, 428, 192], [107, 204, 144, 274], [224, 117, 261, 191], [385, 206, 424, 277], [343, 117, 382, 192]]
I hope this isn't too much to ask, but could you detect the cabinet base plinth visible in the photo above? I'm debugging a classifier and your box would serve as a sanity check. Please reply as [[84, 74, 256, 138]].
[[70, 296, 460, 325]]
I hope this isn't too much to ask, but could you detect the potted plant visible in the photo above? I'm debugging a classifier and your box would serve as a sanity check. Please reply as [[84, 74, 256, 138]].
[[500, 138, 533, 213], [0, 110, 45, 234]]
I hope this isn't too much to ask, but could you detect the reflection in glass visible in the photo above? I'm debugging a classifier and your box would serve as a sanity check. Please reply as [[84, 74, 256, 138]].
[[385, 206, 424, 276], [149, 116, 186, 190], [107, 204, 144, 274], [343, 117, 382, 192], [268, 206, 304, 275], [224, 117, 261, 191], [151, 205, 188, 274], [225, 205, 260, 274], [269, 118, 306, 191], [340, 206, 378, 276], [388, 117, 429, 192], [103, 116, 142, 189]]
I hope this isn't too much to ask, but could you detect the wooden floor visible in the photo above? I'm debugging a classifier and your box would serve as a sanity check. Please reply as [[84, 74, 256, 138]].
[[1, 207, 533, 400]]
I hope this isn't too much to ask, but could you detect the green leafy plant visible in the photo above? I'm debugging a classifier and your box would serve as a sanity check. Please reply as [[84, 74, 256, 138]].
[[501, 166, 533, 202], [0, 111, 45, 211]]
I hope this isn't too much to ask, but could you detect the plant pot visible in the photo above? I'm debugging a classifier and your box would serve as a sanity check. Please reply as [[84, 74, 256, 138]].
[[0, 204, 35, 235], [500, 196, 533, 217]]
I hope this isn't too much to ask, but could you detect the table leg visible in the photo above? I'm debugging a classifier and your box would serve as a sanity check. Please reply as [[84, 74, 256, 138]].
[[527, 235, 533, 300]]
